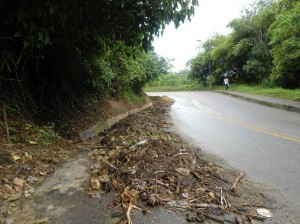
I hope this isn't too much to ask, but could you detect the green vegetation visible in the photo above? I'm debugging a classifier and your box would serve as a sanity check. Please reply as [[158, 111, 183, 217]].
[[231, 85, 300, 101], [188, 0, 300, 89], [144, 73, 201, 91], [0, 0, 197, 120]]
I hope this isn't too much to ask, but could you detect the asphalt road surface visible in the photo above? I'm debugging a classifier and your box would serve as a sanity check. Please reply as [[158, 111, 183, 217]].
[[148, 91, 300, 221]]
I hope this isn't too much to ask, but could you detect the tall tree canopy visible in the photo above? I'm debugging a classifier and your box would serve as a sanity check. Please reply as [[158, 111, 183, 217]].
[[0, 0, 197, 114], [188, 0, 300, 89]]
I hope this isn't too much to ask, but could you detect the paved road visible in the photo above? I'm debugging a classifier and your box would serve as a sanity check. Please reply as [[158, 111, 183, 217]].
[[148, 91, 300, 221]]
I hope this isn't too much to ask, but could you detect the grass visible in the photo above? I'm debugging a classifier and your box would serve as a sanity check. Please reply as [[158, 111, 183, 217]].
[[145, 73, 300, 101], [123, 90, 146, 104], [144, 84, 202, 92], [230, 85, 300, 101], [145, 82, 300, 101]]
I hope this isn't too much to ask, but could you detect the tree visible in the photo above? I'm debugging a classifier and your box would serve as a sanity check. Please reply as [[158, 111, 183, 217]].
[[268, 0, 300, 88], [0, 0, 198, 114]]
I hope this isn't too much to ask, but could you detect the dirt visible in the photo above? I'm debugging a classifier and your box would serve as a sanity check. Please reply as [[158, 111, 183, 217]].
[[0, 96, 277, 224]]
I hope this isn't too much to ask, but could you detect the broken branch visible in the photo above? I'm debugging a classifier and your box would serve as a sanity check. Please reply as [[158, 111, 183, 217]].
[[231, 172, 245, 191], [98, 155, 120, 175]]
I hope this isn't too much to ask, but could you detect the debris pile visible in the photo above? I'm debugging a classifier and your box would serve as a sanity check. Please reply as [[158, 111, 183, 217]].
[[88, 96, 274, 223]]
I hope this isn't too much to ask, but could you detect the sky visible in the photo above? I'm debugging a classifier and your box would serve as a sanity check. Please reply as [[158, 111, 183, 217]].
[[153, 0, 255, 72]]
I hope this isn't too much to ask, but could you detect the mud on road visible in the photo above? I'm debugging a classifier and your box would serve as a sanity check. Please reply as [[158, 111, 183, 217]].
[[1, 96, 279, 224]]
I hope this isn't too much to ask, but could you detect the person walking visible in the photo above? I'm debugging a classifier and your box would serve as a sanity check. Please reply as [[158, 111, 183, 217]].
[[224, 76, 229, 91]]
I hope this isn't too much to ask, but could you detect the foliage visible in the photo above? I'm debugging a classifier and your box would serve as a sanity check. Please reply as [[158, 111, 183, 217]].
[[145, 73, 200, 91], [231, 85, 300, 101], [268, 0, 300, 88], [0, 0, 197, 119], [187, 0, 300, 89]]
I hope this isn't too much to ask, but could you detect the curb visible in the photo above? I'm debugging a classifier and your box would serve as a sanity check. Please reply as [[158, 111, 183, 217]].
[[215, 91, 300, 114], [79, 102, 153, 142]]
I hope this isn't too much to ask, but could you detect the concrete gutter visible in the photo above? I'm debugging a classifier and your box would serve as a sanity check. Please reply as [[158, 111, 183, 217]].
[[79, 102, 153, 142], [215, 90, 300, 114]]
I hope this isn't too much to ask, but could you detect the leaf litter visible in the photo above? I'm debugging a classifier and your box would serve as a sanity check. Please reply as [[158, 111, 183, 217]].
[[87, 96, 275, 223]]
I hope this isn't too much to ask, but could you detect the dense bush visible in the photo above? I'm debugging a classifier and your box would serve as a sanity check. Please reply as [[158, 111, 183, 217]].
[[0, 0, 197, 117]]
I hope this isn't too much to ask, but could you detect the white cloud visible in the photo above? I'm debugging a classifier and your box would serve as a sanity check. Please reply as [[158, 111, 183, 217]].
[[153, 0, 255, 72]]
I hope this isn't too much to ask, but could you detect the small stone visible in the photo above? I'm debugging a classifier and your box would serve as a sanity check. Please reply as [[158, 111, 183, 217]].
[[207, 207, 222, 216], [224, 214, 237, 224], [26, 176, 38, 184]]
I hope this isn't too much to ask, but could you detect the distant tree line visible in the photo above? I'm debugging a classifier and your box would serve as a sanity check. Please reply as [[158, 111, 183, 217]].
[[0, 0, 197, 116], [188, 0, 300, 89]]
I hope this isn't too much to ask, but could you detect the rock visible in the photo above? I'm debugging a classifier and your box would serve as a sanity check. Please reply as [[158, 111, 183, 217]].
[[207, 207, 222, 216], [175, 168, 190, 176], [0, 201, 9, 218], [257, 208, 272, 218], [224, 214, 237, 224], [26, 176, 38, 184]]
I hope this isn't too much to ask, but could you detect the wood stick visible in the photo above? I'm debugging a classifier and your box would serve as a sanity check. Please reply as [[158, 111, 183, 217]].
[[175, 176, 181, 193], [2, 101, 10, 143], [126, 201, 133, 224], [189, 203, 223, 209], [231, 172, 245, 191], [98, 155, 120, 175]]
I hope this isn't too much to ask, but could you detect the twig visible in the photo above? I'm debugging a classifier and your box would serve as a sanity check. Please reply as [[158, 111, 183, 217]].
[[155, 175, 158, 195], [98, 155, 120, 175], [175, 176, 181, 194], [126, 201, 133, 224], [231, 172, 245, 191], [28, 217, 50, 224], [220, 188, 231, 209], [189, 203, 223, 209], [246, 215, 256, 224]]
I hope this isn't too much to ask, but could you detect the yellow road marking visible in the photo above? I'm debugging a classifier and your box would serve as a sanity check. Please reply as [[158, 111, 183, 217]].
[[192, 99, 300, 143]]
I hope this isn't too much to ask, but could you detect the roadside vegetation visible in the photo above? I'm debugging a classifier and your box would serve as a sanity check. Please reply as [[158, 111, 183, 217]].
[[188, 0, 300, 90], [0, 0, 197, 126], [146, 75, 300, 101], [144, 73, 201, 92], [146, 0, 300, 101]]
